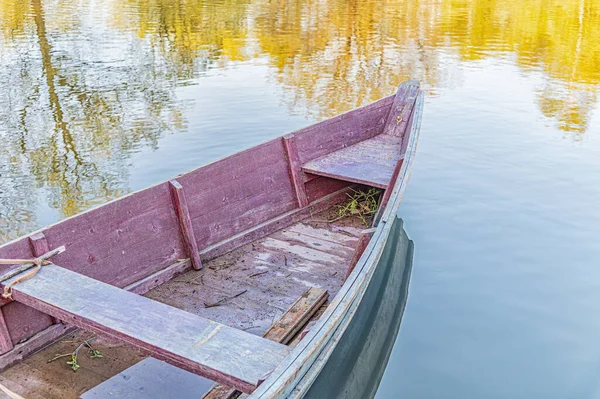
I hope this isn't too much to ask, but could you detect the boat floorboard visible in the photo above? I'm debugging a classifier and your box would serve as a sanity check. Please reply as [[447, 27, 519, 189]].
[[0, 209, 364, 399]]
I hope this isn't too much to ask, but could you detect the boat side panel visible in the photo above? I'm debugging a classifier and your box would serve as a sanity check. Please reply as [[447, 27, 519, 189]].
[[3, 302, 54, 346], [180, 138, 298, 249], [304, 177, 352, 204], [293, 96, 393, 165], [42, 183, 186, 287]]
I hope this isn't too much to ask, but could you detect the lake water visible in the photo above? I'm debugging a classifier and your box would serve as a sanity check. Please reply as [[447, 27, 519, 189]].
[[1, 0, 599, 397]]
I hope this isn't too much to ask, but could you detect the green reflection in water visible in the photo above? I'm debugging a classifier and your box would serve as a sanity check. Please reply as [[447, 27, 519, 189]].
[[0, 0, 599, 242]]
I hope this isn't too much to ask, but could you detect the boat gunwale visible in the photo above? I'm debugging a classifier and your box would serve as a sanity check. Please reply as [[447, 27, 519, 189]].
[[249, 87, 424, 398]]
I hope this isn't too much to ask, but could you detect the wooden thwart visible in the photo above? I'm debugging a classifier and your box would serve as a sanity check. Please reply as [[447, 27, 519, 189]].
[[301, 135, 404, 189], [301, 81, 419, 190], [1, 264, 289, 394], [202, 287, 328, 399]]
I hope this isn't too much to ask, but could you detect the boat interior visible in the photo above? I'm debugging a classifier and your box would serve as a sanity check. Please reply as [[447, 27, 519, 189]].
[[0, 81, 422, 398]]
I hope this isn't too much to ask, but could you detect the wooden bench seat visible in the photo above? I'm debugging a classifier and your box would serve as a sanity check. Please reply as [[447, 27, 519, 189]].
[[2, 265, 290, 394], [301, 134, 404, 189]]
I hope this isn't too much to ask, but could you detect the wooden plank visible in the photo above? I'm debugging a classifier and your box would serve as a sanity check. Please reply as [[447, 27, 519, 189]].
[[2, 302, 55, 347], [263, 288, 328, 344], [302, 135, 404, 188], [191, 188, 296, 250], [382, 80, 420, 137], [0, 375, 48, 399], [1, 265, 290, 394], [80, 357, 214, 399], [283, 134, 309, 208], [169, 180, 202, 270], [179, 139, 297, 249], [346, 228, 376, 280], [202, 288, 328, 399]]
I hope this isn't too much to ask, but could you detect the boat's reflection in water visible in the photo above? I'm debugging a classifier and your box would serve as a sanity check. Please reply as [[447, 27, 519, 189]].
[[302, 215, 414, 398]]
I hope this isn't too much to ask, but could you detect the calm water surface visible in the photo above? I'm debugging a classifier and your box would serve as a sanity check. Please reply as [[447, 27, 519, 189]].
[[1, 0, 600, 397]]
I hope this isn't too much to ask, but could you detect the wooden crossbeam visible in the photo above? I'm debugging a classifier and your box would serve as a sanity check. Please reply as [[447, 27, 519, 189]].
[[1, 264, 289, 394]]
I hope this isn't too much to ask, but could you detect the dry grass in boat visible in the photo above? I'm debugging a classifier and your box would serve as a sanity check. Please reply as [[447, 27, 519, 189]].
[[332, 188, 381, 225]]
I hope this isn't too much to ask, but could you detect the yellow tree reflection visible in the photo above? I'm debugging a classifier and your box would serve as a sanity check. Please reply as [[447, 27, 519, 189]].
[[251, 0, 600, 131], [112, 0, 252, 78]]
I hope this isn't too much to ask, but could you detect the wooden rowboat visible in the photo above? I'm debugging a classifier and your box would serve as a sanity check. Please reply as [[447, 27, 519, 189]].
[[0, 80, 423, 398]]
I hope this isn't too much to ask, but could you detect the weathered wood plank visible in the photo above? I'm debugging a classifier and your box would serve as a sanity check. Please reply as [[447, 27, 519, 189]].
[[263, 288, 328, 345], [2, 301, 55, 346], [382, 80, 420, 137], [0, 375, 48, 399], [302, 135, 404, 188], [191, 188, 296, 250], [202, 288, 328, 399], [0, 260, 191, 371], [1, 265, 290, 394], [180, 139, 297, 247], [283, 134, 309, 208], [346, 228, 376, 279], [169, 180, 202, 270], [80, 357, 215, 399]]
